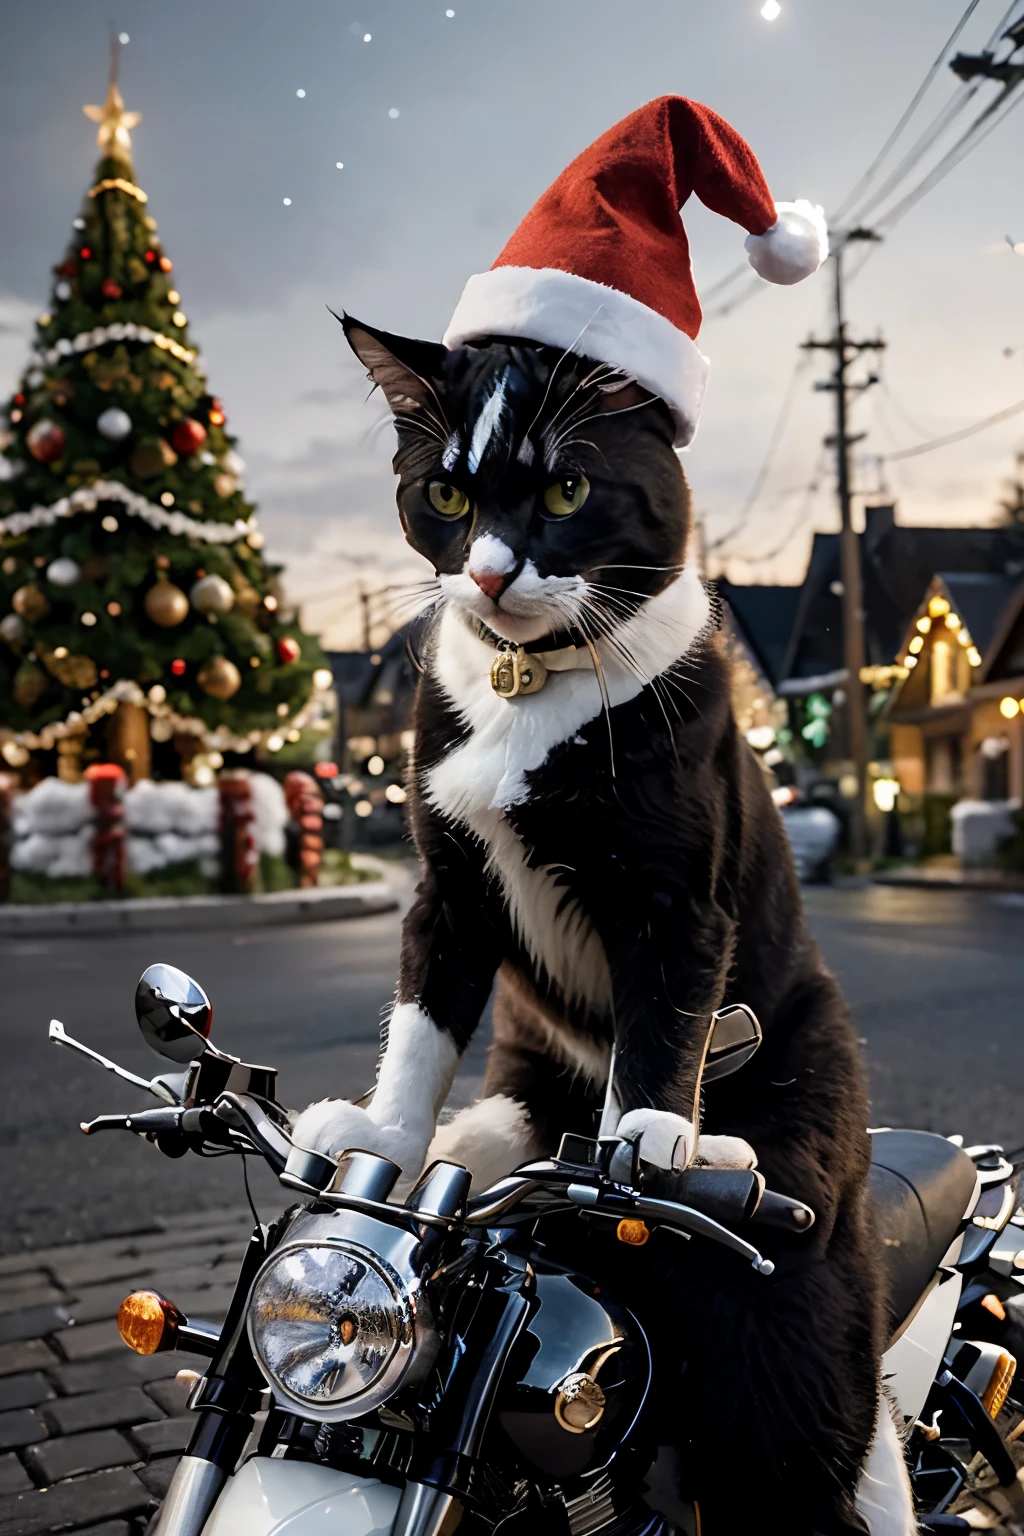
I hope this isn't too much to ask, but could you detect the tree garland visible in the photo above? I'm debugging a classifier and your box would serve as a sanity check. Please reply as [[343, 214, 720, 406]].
[[88, 176, 147, 203], [0, 479, 256, 543], [36, 321, 196, 368], [1, 675, 326, 755]]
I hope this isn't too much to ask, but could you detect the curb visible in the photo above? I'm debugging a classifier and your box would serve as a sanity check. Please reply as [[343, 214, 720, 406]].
[[0, 881, 399, 937], [871, 869, 1024, 893]]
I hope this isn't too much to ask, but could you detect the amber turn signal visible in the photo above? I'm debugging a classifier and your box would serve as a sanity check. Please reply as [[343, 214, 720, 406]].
[[116, 1290, 184, 1356], [616, 1218, 650, 1247]]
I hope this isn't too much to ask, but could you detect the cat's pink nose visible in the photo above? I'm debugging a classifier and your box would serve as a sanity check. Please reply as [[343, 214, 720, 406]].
[[470, 570, 505, 601]]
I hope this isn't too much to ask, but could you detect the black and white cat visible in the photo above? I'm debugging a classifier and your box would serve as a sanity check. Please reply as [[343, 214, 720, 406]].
[[293, 323, 912, 1536]]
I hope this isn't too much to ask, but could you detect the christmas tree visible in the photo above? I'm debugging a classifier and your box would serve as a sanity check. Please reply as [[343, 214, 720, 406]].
[[0, 59, 327, 784]]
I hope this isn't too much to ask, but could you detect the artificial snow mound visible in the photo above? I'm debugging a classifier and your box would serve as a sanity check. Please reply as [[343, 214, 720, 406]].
[[10, 772, 291, 878]]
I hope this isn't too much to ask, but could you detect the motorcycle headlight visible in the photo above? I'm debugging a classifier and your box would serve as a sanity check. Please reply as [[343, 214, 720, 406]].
[[248, 1241, 416, 1420]]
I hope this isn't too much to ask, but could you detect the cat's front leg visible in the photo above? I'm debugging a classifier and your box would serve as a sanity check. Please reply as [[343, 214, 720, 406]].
[[293, 858, 501, 1185], [292, 1001, 459, 1179]]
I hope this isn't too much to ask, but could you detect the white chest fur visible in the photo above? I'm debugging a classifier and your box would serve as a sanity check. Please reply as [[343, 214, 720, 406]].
[[422, 570, 711, 1017]]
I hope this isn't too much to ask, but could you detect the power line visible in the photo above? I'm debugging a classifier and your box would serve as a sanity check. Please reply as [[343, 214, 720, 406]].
[[704, 2, 1023, 322], [874, 81, 1024, 230], [883, 391, 1024, 459], [723, 449, 830, 568], [704, 353, 811, 552], [832, 0, 986, 223], [844, 84, 978, 226]]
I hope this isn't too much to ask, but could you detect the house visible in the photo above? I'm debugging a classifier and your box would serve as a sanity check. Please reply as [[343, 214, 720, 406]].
[[718, 505, 1024, 762], [883, 574, 1024, 860], [886, 575, 1024, 798]]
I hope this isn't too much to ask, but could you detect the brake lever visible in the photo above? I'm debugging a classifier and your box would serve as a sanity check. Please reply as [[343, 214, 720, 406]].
[[567, 1183, 776, 1275], [49, 1019, 181, 1106]]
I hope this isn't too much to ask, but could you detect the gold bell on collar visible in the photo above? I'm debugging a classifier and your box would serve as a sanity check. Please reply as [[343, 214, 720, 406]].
[[489, 644, 548, 699]]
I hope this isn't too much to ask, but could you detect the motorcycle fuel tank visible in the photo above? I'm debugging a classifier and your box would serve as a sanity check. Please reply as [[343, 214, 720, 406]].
[[201, 1457, 401, 1536], [498, 1262, 650, 1479]]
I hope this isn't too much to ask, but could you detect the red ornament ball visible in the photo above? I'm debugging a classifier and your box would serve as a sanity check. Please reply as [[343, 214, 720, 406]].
[[277, 637, 301, 665], [101, 277, 123, 299], [144, 250, 157, 264], [80, 247, 93, 260], [159, 256, 173, 273], [170, 658, 186, 677], [171, 418, 208, 455], [26, 419, 66, 463]]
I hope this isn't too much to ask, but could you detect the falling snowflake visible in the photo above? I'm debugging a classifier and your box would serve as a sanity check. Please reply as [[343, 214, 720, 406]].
[[283, 197, 292, 206], [296, 88, 306, 98], [388, 108, 400, 119]]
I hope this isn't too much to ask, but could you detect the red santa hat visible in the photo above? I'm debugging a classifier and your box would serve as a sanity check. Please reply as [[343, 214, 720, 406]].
[[442, 96, 827, 447]]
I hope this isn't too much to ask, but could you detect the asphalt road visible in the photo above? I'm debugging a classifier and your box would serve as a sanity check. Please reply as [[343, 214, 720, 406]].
[[1, 882, 1021, 1254]]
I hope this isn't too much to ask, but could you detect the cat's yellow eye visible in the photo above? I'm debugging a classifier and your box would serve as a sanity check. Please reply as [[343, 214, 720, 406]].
[[543, 475, 590, 517], [427, 482, 470, 519]]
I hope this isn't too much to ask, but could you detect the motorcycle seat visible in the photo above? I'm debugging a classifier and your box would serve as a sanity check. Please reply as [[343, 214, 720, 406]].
[[867, 1129, 978, 1334]]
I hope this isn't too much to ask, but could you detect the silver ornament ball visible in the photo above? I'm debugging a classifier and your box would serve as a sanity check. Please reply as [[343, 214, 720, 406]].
[[190, 573, 235, 616], [96, 407, 133, 441], [0, 612, 25, 644], [46, 557, 82, 587], [55, 281, 72, 302]]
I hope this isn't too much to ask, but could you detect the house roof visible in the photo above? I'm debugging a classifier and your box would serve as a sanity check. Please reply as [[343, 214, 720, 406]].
[[936, 572, 1017, 659], [715, 580, 802, 686], [980, 578, 1024, 684], [778, 507, 1024, 682]]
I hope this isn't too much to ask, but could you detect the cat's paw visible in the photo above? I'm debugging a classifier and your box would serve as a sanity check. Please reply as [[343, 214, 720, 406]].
[[291, 1098, 429, 1182], [616, 1109, 695, 1172], [691, 1134, 758, 1170]]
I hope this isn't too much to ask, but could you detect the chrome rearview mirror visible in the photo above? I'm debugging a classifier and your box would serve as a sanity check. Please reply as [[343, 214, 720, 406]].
[[702, 1004, 762, 1083], [136, 963, 213, 1064]]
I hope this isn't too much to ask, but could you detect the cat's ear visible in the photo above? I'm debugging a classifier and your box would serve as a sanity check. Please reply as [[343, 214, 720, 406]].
[[593, 376, 657, 416], [338, 313, 447, 418]]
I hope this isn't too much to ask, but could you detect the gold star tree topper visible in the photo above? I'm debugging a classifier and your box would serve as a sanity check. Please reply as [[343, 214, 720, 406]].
[[83, 78, 141, 156]]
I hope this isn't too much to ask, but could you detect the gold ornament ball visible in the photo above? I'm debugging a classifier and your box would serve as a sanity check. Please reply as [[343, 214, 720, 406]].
[[144, 580, 189, 627], [12, 583, 50, 623], [130, 438, 178, 479], [197, 655, 242, 700], [213, 472, 237, 498], [13, 662, 48, 709]]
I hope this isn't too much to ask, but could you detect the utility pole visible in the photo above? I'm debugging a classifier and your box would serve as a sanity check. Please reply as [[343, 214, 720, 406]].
[[801, 230, 885, 866], [359, 582, 373, 653]]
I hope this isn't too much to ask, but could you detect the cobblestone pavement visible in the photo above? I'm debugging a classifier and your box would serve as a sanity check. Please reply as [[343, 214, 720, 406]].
[[0, 1205, 253, 1535]]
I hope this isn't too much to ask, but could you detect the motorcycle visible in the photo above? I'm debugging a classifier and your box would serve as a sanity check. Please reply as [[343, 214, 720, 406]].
[[48, 962, 1024, 1535]]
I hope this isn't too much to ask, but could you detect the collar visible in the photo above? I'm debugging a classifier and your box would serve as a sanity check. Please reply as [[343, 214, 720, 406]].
[[463, 612, 596, 698], [465, 612, 595, 671]]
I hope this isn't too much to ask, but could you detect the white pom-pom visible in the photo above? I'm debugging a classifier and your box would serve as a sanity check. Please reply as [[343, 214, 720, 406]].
[[744, 200, 828, 286]]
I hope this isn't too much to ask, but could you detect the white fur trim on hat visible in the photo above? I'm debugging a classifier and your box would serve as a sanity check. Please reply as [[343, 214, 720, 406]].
[[443, 266, 709, 448], [744, 200, 829, 286]]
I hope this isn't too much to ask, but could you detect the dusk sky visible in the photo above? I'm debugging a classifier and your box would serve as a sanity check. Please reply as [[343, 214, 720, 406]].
[[2, 0, 1022, 647]]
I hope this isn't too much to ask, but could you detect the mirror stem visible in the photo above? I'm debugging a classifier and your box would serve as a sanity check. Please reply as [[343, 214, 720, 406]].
[[48, 1020, 179, 1106]]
